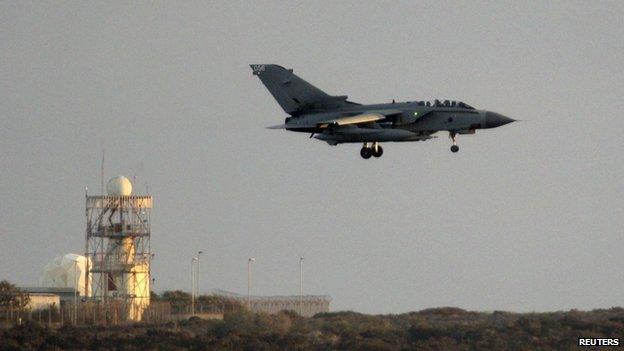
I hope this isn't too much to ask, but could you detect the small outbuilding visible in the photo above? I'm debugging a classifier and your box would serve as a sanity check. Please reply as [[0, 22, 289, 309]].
[[25, 292, 60, 311]]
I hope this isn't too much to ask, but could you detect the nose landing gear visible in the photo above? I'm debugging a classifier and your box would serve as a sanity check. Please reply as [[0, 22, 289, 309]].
[[449, 132, 459, 153], [360, 142, 383, 159]]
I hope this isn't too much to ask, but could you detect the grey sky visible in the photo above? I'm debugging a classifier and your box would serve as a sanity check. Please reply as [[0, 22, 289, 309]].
[[1, 1, 622, 314]]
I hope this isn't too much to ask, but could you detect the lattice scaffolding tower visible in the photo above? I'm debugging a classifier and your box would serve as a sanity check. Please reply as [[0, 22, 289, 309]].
[[85, 176, 152, 321]]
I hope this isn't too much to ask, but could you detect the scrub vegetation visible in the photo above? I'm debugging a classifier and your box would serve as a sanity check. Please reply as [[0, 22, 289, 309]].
[[1, 306, 623, 350]]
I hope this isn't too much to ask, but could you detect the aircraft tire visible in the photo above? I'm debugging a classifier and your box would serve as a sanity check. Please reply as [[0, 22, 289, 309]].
[[372, 146, 383, 158], [360, 147, 372, 159], [450, 145, 459, 153]]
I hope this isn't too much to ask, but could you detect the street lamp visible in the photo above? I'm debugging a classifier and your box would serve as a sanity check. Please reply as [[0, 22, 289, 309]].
[[299, 257, 304, 316], [247, 257, 255, 310], [73, 258, 79, 324], [196, 251, 203, 300], [191, 257, 198, 315]]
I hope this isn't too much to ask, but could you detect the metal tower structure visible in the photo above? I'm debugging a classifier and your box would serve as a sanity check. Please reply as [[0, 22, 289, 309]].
[[85, 176, 152, 321]]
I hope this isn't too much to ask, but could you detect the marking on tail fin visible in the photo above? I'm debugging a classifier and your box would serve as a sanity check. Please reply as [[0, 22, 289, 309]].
[[251, 65, 266, 75]]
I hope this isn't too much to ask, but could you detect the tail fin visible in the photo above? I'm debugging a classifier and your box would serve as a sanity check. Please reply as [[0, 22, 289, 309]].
[[250, 64, 356, 114]]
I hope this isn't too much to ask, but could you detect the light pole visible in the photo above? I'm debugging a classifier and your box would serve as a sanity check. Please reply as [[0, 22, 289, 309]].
[[247, 257, 255, 310], [299, 257, 304, 316], [196, 251, 203, 304], [191, 257, 197, 315], [73, 258, 79, 325]]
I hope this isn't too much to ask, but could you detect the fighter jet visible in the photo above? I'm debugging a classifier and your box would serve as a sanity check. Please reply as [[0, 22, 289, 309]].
[[251, 64, 515, 159]]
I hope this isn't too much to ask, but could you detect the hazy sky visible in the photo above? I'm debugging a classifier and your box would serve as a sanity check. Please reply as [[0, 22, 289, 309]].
[[1, 1, 623, 314]]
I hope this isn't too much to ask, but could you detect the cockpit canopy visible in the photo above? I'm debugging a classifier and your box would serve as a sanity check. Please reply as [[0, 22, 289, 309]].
[[417, 100, 475, 109]]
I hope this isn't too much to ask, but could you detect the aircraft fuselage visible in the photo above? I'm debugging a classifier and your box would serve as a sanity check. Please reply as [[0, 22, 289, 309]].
[[284, 102, 513, 145]]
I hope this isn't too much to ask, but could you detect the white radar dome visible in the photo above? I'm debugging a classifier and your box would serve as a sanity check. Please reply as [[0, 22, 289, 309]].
[[40, 254, 91, 297], [106, 175, 133, 196]]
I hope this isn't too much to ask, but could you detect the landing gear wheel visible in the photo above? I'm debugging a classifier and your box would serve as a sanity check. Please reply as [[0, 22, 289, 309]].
[[449, 132, 459, 153], [360, 147, 372, 159], [372, 145, 383, 158]]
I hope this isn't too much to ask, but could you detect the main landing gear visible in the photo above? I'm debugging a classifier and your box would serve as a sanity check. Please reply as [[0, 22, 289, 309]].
[[449, 132, 459, 153], [360, 142, 383, 159]]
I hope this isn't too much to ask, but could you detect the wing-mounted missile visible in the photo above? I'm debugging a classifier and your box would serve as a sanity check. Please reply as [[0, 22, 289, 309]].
[[266, 124, 288, 129]]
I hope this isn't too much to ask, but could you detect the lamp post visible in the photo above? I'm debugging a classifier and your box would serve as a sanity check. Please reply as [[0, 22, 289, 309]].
[[191, 257, 197, 315], [73, 258, 79, 324], [196, 251, 203, 303], [247, 257, 255, 310], [299, 257, 304, 316]]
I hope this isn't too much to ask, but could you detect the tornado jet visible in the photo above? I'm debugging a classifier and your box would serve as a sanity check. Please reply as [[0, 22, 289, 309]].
[[251, 64, 515, 159]]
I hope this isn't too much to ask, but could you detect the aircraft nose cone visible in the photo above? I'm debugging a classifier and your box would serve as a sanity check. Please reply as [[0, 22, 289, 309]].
[[485, 112, 515, 128]]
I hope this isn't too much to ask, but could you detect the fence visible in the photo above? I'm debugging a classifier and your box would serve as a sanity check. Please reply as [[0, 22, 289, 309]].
[[0, 301, 179, 328]]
